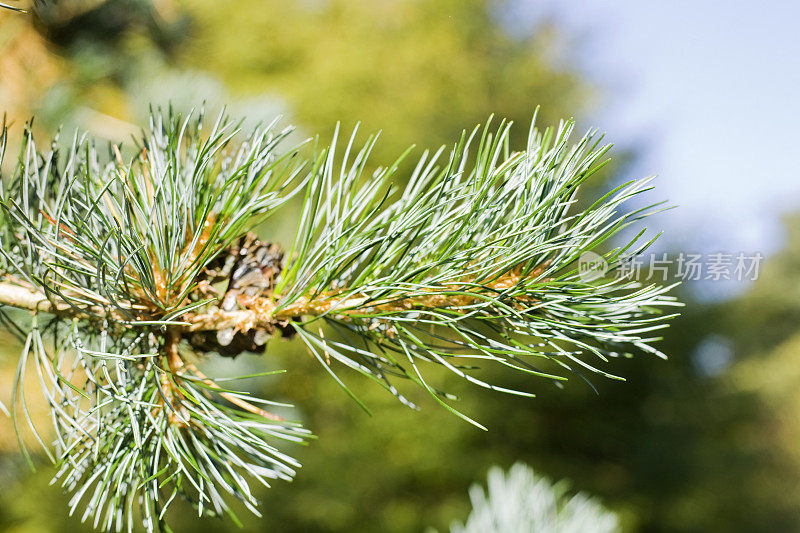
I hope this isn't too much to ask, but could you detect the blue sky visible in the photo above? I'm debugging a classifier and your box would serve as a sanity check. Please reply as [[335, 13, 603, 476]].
[[515, 1, 800, 262]]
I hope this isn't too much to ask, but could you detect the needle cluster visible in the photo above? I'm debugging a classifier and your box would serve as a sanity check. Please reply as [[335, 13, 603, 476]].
[[0, 108, 679, 531]]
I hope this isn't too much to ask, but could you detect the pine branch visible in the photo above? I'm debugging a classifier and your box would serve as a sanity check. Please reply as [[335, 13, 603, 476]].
[[273, 115, 680, 425], [0, 108, 680, 531], [0, 109, 313, 531], [451, 463, 619, 532]]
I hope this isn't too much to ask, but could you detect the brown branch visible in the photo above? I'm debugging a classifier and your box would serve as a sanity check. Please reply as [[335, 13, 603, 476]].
[[165, 326, 183, 373], [186, 263, 548, 332], [160, 326, 190, 427], [0, 281, 73, 314], [0, 277, 147, 321], [0, 263, 546, 334]]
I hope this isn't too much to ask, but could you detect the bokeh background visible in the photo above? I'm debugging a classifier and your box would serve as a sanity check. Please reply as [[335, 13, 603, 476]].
[[1, 1, 799, 531]]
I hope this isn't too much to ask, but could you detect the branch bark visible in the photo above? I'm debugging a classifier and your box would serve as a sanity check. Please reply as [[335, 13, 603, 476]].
[[0, 267, 539, 333], [0, 281, 73, 314], [0, 279, 308, 332]]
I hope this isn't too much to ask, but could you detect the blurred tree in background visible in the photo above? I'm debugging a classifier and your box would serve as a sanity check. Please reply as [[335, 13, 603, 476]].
[[2, 2, 800, 533], [182, 0, 590, 161]]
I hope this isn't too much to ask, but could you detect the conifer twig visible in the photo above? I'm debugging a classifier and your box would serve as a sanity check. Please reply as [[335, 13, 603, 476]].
[[0, 108, 680, 532]]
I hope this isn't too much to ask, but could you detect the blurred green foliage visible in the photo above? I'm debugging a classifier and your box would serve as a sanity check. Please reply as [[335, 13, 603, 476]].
[[182, 0, 590, 160], [2, 1, 800, 532]]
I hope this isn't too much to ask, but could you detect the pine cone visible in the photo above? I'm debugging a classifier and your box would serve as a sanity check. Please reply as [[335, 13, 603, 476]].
[[186, 233, 294, 357]]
